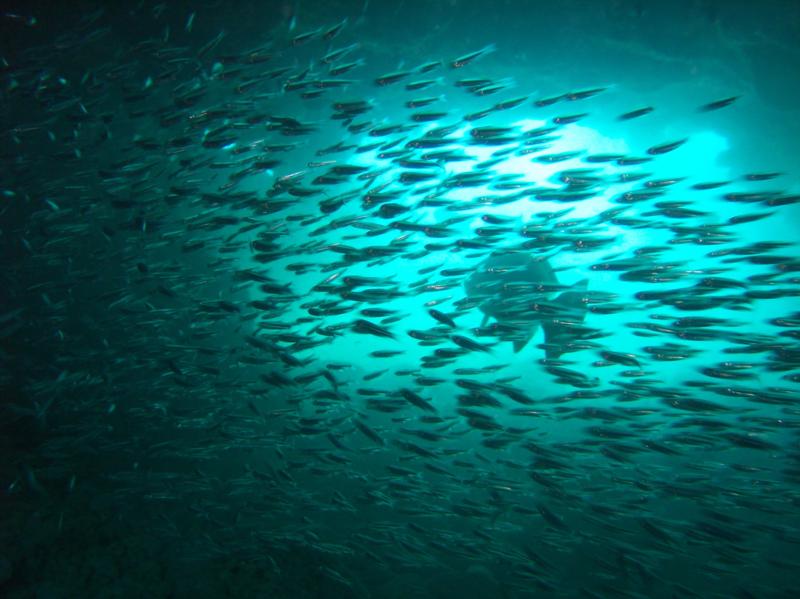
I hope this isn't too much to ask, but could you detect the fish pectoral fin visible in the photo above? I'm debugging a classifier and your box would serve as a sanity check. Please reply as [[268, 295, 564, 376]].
[[511, 320, 542, 353], [512, 338, 530, 353]]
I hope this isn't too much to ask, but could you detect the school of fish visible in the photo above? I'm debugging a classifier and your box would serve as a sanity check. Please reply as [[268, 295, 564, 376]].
[[1, 4, 799, 598]]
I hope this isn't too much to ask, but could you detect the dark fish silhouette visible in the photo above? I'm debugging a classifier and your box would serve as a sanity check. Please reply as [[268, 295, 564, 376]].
[[464, 250, 588, 357]]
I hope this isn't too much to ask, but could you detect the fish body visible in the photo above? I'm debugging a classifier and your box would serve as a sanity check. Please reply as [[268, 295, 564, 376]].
[[450, 43, 496, 68], [464, 250, 587, 356]]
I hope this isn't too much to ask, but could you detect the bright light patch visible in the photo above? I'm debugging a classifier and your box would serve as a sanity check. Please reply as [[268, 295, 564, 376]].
[[247, 116, 731, 299], [659, 129, 730, 181], [450, 120, 633, 220]]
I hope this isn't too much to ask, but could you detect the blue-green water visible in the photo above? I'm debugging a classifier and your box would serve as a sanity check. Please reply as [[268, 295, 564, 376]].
[[1, 1, 799, 597]]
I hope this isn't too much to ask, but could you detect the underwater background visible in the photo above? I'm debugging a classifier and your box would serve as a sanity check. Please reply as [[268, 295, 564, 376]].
[[2, 1, 800, 597]]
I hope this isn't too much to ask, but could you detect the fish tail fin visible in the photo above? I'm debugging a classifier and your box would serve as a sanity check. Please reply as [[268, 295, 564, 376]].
[[543, 279, 590, 357], [554, 279, 589, 320]]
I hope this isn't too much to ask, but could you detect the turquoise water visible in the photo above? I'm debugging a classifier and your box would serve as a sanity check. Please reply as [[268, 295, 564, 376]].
[[1, 1, 799, 597]]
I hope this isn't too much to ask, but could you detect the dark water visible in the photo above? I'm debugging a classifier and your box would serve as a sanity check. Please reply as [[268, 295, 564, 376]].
[[1, 1, 799, 597]]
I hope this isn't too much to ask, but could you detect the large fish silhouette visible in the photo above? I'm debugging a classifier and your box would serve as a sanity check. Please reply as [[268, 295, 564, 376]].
[[464, 250, 589, 358]]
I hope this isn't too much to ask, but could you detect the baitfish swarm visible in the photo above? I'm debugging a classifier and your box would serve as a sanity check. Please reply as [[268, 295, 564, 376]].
[[1, 3, 799, 598]]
